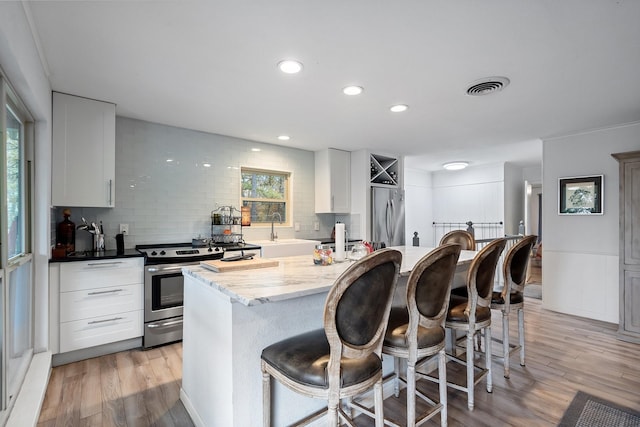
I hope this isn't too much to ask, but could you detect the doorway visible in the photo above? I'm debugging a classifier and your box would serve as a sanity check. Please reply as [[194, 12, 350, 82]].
[[524, 183, 542, 297]]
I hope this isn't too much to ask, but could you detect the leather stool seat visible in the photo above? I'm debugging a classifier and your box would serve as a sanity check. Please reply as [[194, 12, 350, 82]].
[[447, 296, 491, 323], [261, 329, 381, 389], [384, 307, 446, 349], [491, 290, 524, 305]]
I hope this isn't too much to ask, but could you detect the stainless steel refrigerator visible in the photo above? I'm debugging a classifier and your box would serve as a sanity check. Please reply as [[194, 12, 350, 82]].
[[371, 187, 405, 247]]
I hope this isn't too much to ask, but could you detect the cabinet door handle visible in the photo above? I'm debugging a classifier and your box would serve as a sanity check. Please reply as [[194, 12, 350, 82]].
[[87, 289, 123, 296], [147, 265, 185, 273], [108, 179, 113, 206], [86, 261, 123, 267], [88, 317, 123, 325]]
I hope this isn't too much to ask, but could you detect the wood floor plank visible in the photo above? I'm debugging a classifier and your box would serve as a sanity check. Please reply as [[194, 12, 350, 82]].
[[80, 354, 102, 419], [100, 354, 127, 427], [37, 363, 64, 422], [37, 299, 640, 427]]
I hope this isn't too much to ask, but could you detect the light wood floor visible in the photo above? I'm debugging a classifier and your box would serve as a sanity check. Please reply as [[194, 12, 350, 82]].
[[37, 298, 640, 426]]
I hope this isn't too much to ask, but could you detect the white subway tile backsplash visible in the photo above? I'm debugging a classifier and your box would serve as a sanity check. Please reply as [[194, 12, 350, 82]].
[[54, 117, 334, 250]]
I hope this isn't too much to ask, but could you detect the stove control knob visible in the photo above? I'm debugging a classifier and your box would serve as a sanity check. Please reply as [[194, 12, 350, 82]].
[[215, 247, 221, 252], [208, 247, 213, 252], [160, 250, 166, 255], [151, 251, 157, 256]]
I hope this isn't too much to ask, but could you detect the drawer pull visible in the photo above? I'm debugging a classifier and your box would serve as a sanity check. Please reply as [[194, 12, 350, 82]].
[[86, 261, 124, 267], [88, 317, 123, 325], [87, 289, 123, 296], [147, 265, 185, 273], [147, 319, 183, 329]]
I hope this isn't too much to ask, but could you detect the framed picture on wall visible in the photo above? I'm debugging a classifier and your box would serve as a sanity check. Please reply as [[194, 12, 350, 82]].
[[558, 175, 603, 215]]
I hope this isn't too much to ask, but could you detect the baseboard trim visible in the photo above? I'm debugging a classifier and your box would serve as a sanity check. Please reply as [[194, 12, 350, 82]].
[[6, 351, 52, 427]]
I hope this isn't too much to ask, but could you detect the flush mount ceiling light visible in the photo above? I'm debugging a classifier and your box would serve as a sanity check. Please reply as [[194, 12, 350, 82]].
[[277, 135, 291, 141], [343, 85, 364, 96], [466, 76, 510, 96], [390, 104, 408, 113], [277, 60, 303, 74], [443, 161, 469, 171]]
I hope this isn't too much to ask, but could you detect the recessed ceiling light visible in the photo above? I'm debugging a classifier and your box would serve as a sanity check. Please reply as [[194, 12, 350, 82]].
[[166, 158, 174, 163], [390, 104, 408, 113], [251, 148, 261, 152], [203, 163, 211, 168], [443, 161, 469, 171], [277, 60, 303, 74], [343, 85, 364, 96], [277, 135, 291, 141]]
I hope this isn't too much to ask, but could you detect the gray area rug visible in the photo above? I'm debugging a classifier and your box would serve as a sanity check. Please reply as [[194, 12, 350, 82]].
[[558, 391, 640, 427]]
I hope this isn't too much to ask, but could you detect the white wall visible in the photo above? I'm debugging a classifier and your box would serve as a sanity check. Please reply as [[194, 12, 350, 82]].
[[431, 163, 506, 243], [504, 162, 524, 235], [57, 117, 331, 250], [542, 121, 640, 323]]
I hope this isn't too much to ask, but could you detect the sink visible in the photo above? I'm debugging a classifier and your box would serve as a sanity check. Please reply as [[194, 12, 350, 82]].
[[250, 239, 321, 258]]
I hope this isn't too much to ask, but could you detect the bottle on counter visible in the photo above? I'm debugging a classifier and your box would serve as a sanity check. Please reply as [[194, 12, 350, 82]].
[[56, 208, 75, 254]]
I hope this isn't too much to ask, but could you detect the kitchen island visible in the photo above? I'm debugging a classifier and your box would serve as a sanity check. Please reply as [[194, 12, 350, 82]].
[[180, 246, 476, 427]]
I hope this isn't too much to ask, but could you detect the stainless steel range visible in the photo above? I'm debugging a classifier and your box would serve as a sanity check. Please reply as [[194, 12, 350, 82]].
[[137, 241, 261, 348]]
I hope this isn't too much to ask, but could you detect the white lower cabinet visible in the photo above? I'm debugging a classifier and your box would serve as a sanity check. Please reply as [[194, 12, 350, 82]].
[[60, 310, 143, 353], [53, 257, 144, 354]]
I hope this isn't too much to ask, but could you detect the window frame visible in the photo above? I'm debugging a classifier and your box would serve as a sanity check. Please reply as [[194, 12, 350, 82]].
[[240, 167, 291, 227]]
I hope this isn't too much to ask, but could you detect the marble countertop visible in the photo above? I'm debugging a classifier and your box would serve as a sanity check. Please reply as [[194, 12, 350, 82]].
[[183, 246, 476, 307]]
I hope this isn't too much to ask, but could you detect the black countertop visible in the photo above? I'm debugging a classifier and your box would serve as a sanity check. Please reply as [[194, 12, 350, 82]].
[[50, 248, 144, 263]]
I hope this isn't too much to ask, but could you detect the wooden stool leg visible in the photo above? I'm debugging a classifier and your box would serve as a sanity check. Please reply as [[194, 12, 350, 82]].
[[485, 325, 493, 393], [394, 356, 401, 397], [502, 310, 510, 378], [519, 308, 526, 366], [466, 330, 474, 410], [438, 349, 448, 427], [261, 364, 271, 427], [407, 359, 416, 427], [374, 379, 385, 427]]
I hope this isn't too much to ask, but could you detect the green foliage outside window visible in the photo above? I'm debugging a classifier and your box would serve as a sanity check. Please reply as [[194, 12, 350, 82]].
[[241, 168, 289, 223]]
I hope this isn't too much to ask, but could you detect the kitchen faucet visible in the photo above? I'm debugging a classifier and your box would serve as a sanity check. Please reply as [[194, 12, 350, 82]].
[[270, 212, 282, 241]]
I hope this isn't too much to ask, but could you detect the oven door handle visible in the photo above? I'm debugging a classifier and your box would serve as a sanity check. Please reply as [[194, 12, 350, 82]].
[[147, 266, 185, 272], [147, 319, 183, 328]]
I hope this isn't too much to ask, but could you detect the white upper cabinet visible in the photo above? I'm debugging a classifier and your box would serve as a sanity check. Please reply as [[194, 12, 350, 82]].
[[52, 92, 116, 207], [315, 148, 351, 213]]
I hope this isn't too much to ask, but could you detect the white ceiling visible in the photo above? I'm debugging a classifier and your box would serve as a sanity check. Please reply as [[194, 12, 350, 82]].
[[25, 0, 640, 171]]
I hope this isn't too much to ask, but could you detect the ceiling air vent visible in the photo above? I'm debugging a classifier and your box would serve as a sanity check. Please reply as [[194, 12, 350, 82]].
[[466, 76, 510, 96]]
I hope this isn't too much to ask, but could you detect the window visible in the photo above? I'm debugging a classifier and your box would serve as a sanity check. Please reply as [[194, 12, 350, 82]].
[[241, 168, 290, 225], [0, 72, 34, 419], [5, 102, 25, 259]]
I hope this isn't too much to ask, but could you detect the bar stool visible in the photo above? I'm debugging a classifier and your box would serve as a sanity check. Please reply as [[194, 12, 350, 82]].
[[382, 243, 461, 427], [491, 235, 537, 378], [260, 248, 402, 427], [439, 230, 475, 250], [426, 238, 506, 410]]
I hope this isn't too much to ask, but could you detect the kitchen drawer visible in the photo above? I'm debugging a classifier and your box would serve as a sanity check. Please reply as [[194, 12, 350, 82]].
[[60, 310, 143, 353], [60, 283, 142, 323], [60, 258, 143, 292]]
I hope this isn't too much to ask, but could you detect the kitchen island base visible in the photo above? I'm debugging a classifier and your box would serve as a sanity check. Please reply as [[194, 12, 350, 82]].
[[181, 273, 333, 426], [180, 249, 475, 426]]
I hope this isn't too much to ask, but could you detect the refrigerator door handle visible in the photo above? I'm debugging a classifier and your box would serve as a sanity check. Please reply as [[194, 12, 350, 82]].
[[387, 199, 394, 243]]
